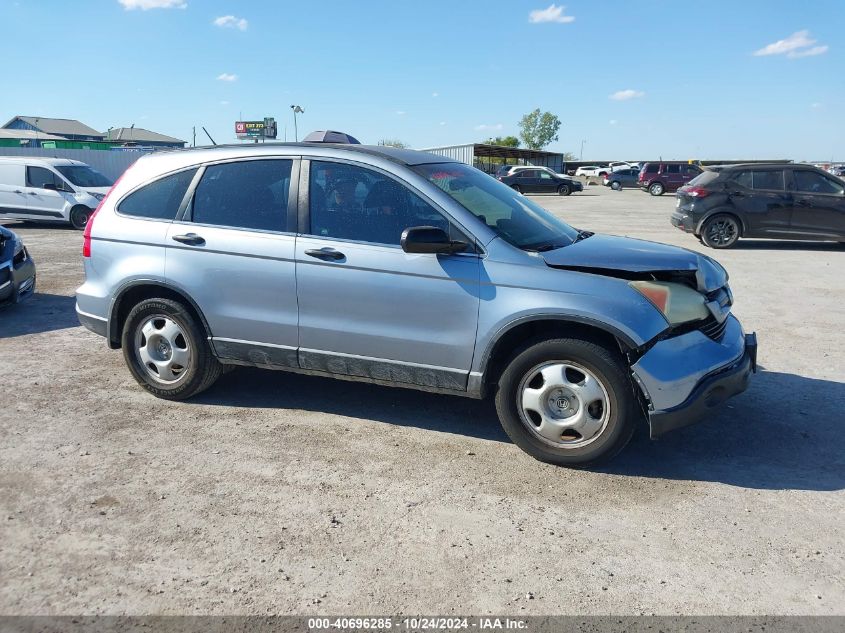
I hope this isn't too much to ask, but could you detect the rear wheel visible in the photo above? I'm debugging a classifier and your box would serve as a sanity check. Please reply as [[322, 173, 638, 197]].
[[610, 181, 622, 191], [557, 184, 571, 196], [495, 337, 638, 467], [69, 205, 92, 230], [122, 297, 222, 400], [649, 182, 664, 196], [700, 214, 740, 249]]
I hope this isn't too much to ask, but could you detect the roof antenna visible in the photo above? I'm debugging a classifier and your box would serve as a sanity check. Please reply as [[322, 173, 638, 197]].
[[202, 127, 217, 146]]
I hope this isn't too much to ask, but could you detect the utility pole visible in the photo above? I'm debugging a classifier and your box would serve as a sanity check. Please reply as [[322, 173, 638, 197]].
[[580, 139, 586, 161], [192, 126, 196, 147]]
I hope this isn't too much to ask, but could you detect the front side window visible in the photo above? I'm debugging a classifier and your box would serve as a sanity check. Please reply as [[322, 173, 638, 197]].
[[414, 162, 580, 252], [56, 165, 113, 188], [794, 170, 844, 195], [119, 168, 197, 220], [309, 161, 448, 245], [539, 171, 553, 180], [191, 160, 292, 231], [26, 166, 61, 189], [752, 170, 785, 191]]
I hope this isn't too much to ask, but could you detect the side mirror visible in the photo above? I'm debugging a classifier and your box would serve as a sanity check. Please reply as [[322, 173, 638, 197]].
[[42, 183, 57, 191], [401, 226, 468, 255]]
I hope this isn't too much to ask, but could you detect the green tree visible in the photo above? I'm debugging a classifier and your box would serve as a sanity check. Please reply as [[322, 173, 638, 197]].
[[377, 138, 408, 148], [518, 109, 561, 150], [562, 152, 577, 162], [484, 135, 520, 148]]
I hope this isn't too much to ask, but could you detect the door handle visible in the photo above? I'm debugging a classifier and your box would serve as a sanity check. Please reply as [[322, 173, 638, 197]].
[[795, 199, 811, 207], [14, 190, 22, 194], [28, 192, 38, 196], [305, 247, 345, 261], [171, 233, 206, 246]]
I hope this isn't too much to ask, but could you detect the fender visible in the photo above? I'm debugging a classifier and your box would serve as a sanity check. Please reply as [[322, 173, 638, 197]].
[[107, 277, 213, 347]]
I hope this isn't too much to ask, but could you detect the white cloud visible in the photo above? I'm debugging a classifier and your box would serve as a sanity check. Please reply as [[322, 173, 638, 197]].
[[609, 89, 644, 101], [609, 119, 618, 125], [119, 0, 186, 10], [811, 102, 823, 109], [216, 73, 237, 82], [754, 30, 828, 58], [432, 92, 439, 98], [220, 100, 230, 105], [529, 4, 574, 24], [789, 45, 828, 58], [396, 110, 406, 116], [214, 15, 248, 30], [439, 121, 447, 126], [474, 123, 503, 131]]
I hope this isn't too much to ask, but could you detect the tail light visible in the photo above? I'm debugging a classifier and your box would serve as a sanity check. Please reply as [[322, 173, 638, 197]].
[[83, 172, 125, 257], [684, 186, 710, 198]]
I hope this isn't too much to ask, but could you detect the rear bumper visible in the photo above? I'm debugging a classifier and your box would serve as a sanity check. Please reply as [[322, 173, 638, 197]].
[[670, 210, 695, 233], [76, 303, 108, 337], [0, 257, 36, 308], [631, 315, 757, 438]]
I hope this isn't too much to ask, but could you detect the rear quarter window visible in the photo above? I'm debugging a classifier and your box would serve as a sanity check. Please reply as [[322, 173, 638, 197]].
[[118, 168, 197, 220], [644, 163, 659, 173]]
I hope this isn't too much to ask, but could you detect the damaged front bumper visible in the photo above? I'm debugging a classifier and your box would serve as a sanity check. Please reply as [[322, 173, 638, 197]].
[[631, 315, 757, 438]]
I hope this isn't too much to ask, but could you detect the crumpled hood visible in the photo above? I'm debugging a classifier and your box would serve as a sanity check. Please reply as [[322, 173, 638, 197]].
[[542, 233, 728, 293]]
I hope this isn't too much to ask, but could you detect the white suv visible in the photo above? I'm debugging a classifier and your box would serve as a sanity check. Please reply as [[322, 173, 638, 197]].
[[0, 157, 114, 229]]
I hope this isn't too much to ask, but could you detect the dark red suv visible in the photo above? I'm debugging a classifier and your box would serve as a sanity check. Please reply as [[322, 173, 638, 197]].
[[639, 162, 702, 196]]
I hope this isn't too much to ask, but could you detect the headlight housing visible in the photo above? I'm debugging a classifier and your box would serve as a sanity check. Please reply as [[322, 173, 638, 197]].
[[13, 238, 24, 257], [630, 280, 709, 325], [87, 191, 106, 201]]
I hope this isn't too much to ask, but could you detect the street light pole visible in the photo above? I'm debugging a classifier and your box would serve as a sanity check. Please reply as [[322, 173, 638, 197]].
[[580, 139, 586, 161], [290, 105, 304, 141]]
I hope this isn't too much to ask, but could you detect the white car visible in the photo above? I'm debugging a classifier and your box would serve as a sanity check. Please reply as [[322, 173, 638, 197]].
[[0, 157, 114, 229], [575, 165, 610, 178], [608, 161, 639, 172]]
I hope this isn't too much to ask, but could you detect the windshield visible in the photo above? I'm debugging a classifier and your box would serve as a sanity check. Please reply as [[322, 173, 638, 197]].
[[413, 163, 580, 251], [56, 165, 113, 188]]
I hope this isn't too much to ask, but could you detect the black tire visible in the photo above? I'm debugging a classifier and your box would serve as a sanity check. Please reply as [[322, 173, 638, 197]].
[[649, 182, 664, 196], [494, 337, 638, 467], [69, 205, 92, 230], [610, 181, 622, 191], [511, 185, 522, 194], [700, 213, 741, 249], [557, 184, 571, 196], [121, 297, 222, 400]]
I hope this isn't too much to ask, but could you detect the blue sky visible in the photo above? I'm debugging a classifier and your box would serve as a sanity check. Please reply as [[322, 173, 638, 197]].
[[1, 0, 842, 160]]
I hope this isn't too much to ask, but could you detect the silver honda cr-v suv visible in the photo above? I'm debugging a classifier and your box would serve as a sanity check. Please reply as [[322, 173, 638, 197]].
[[76, 144, 757, 466]]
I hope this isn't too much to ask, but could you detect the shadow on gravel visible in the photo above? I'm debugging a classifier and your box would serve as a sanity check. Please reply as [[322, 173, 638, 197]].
[[603, 369, 845, 492], [0, 293, 79, 338], [197, 367, 510, 443]]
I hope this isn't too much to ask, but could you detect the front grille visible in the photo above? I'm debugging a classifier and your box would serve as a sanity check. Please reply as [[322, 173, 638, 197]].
[[699, 316, 728, 341]]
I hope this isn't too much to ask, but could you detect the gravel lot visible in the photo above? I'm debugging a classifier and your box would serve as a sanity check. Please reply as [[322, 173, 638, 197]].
[[1, 185, 843, 616]]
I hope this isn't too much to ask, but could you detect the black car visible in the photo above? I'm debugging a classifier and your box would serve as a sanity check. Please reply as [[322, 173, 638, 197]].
[[603, 168, 641, 190], [498, 167, 583, 196], [672, 164, 845, 248], [0, 225, 36, 308]]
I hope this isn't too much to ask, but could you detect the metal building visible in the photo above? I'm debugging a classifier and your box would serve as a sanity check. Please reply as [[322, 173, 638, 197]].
[[419, 143, 565, 174]]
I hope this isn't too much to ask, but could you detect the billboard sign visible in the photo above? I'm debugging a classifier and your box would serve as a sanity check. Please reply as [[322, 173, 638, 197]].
[[235, 118, 277, 140]]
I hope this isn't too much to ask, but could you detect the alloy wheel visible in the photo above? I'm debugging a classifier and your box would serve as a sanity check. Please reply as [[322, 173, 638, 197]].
[[134, 315, 192, 384]]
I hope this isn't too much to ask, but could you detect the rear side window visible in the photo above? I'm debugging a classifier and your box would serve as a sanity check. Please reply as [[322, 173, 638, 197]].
[[191, 160, 292, 231], [731, 170, 784, 191], [119, 168, 197, 220], [26, 166, 61, 189], [665, 164, 681, 174]]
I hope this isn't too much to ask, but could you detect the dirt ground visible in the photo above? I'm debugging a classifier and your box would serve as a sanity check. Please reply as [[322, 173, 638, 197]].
[[1, 185, 843, 616]]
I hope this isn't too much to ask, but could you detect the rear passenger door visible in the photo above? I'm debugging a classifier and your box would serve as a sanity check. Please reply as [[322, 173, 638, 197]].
[[164, 158, 300, 366], [663, 164, 683, 191], [726, 169, 791, 236]]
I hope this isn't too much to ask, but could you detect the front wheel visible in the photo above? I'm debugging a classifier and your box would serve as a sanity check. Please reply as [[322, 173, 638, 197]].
[[122, 297, 222, 400], [495, 337, 638, 467], [700, 214, 740, 249], [649, 182, 664, 196], [69, 206, 92, 230], [511, 185, 522, 194], [610, 181, 622, 191], [557, 184, 571, 196]]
